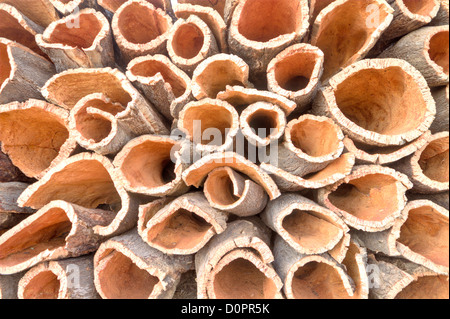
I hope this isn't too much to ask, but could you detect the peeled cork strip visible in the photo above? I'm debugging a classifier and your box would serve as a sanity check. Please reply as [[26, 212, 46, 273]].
[[0, 0, 58, 27]]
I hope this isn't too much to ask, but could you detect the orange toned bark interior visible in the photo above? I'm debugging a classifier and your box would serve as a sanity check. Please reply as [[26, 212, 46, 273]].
[[303, 153, 354, 182], [402, 0, 437, 16], [247, 109, 280, 140], [21, 271, 61, 299], [172, 22, 204, 59], [129, 60, 188, 97], [334, 66, 427, 135], [213, 258, 278, 299], [291, 261, 351, 299], [0, 42, 11, 87], [117, 2, 170, 44], [419, 136, 449, 183], [398, 205, 449, 269], [97, 249, 159, 299], [290, 119, 340, 157], [395, 275, 449, 299], [310, 0, 336, 23], [328, 174, 401, 222], [273, 51, 318, 92], [179, 0, 226, 17], [0, 208, 71, 269], [101, 0, 167, 12], [282, 210, 342, 252], [237, 0, 304, 42], [205, 170, 240, 206], [0, 108, 69, 177], [120, 140, 178, 189], [146, 209, 213, 250], [428, 30, 449, 76]]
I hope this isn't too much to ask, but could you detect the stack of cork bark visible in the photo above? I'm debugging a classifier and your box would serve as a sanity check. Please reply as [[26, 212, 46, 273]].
[[0, 0, 448, 299]]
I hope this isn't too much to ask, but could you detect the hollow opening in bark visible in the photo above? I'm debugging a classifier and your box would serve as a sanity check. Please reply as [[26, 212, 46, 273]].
[[418, 136, 449, 183], [204, 170, 240, 206], [402, 0, 437, 16], [213, 258, 277, 299], [179, 0, 226, 17], [289, 119, 340, 157], [0, 208, 71, 269], [291, 261, 350, 299], [146, 209, 213, 251], [172, 22, 204, 59], [395, 275, 449, 299], [97, 249, 160, 299], [0, 43, 11, 87], [247, 109, 280, 140], [21, 270, 61, 299], [237, 0, 304, 42], [328, 174, 400, 222], [120, 139, 178, 189], [398, 205, 449, 269], [282, 210, 342, 252], [129, 60, 188, 97], [428, 30, 449, 76], [273, 51, 318, 92], [334, 66, 427, 135], [46, 12, 103, 49], [117, 2, 170, 44], [303, 153, 354, 182]]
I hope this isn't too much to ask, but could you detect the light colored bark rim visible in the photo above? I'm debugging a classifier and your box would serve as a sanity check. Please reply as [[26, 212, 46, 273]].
[[395, 0, 440, 22], [49, 0, 86, 15]]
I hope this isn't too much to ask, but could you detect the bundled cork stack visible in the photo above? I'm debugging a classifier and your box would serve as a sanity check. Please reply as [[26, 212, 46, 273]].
[[0, 0, 448, 299]]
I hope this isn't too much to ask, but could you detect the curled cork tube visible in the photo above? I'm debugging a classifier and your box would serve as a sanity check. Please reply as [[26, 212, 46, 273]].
[[273, 236, 355, 299], [379, 25, 449, 87], [36, 9, 114, 72], [341, 238, 370, 299], [138, 192, 228, 255], [203, 167, 268, 217], [267, 44, 324, 113], [98, 0, 172, 13], [261, 193, 350, 261], [367, 255, 448, 299], [392, 131, 449, 193], [0, 182, 35, 215], [0, 0, 57, 27], [309, 0, 336, 23], [0, 100, 76, 179], [126, 54, 193, 120], [0, 200, 116, 275], [17, 153, 139, 237], [178, 0, 226, 17], [42, 67, 169, 135], [0, 39, 55, 104], [94, 229, 193, 299], [312, 59, 436, 147], [178, 99, 239, 153], [49, 0, 101, 15], [167, 15, 219, 76], [0, 145, 35, 183], [430, 85, 449, 133], [227, 0, 309, 84], [430, 0, 449, 25], [317, 165, 413, 232], [239, 102, 286, 147], [18, 255, 99, 299], [113, 135, 189, 197], [112, 0, 172, 64], [310, 0, 394, 80], [0, 272, 24, 299], [182, 151, 281, 200], [191, 54, 252, 100]]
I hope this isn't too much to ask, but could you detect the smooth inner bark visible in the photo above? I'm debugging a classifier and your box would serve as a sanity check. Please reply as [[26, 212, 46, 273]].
[[402, 0, 437, 15], [172, 22, 204, 59], [21, 271, 61, 299], [247, 109, 279, 140], [0, 43, 12, 87], [273, 51, 318, 92], [428, 30, 449, 75], [419, 136, 449, 183], [395, 275, 449, 299]]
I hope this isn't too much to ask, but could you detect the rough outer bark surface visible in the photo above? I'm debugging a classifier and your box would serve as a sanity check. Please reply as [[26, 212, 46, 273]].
[[0, 146, 34, 183], [0, 182, 34, 214], [0, 271, 25, 299], [342, 238, 370, 299], [429, 85, 449, 133], [408, 191, 449, 210], [430, 0, 450, 25], [0, 0, 58, 27]]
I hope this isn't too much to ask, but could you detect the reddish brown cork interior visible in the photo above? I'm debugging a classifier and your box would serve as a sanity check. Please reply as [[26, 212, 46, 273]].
[[0, 108, 69, 177], [204, 169, 240, 206], [419, 136, 449, 183], [237, 0, 304, 42], [282, 210, 342, 252], [291, 261, 350, 299], [172, 22, 204, 59], [328, 173, 401, 222], [398, 205, 449, 269], [46, 12, 102, 49], [289, 119, 340, 157], [146, 209, 213, 251], [21, 270, 61, 299], [120, 139, 178, 189], [117, 2, 170, 44], [130, 60, 187, 97], [179, 0, 226, 17], [402, 0, 437, 16], [395, 275, 449, 299], [213, 258, 278, 299], [428, 30, 449, 76], [341, 241, 364, 297], [97, 249, 159, 299], [310, 0, 336, 23], [0, 208, 71, 269], [334, 66, 427, 135], [0, 42, 12, 87], [101, 0, 167, 11], [247, 109, 280, 141]]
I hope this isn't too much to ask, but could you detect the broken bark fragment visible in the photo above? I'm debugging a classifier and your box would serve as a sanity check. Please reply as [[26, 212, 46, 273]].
[[112, 0, 172, 63], [312, 58, 436, 147], [0, 100, 76, 179], [0, 183, 34, 215], [98, 0, 172, 13], [0, 0, 58, 27], [430, 85, 449, 133], [94, 229, 193, 299], [167, 15, 219, 76], [18, 255, 99, 299], [310, 0, 394, 80], [379, 25, 449, 87], [317, 165, 413, 232], [203, 167, 268, 217], [0, 271, 24, 299], [126, 54, 193, 120], [138, 192, 228, 255], [309, 0, 336, 23], [0, 146, 35, 183], [341, 238, 370, 299]]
